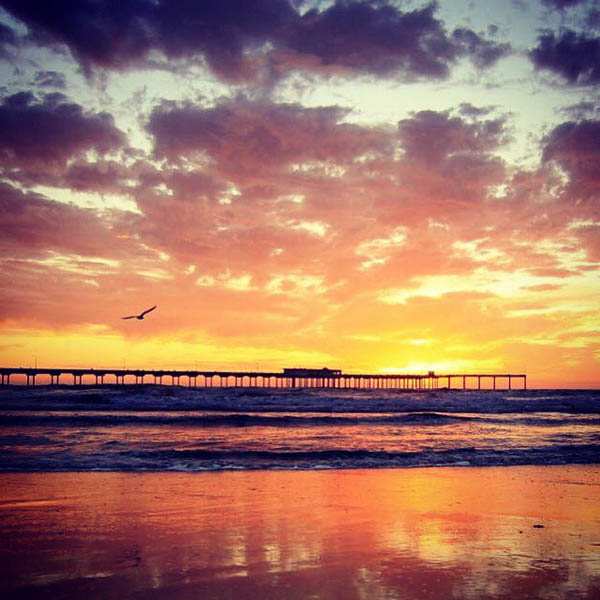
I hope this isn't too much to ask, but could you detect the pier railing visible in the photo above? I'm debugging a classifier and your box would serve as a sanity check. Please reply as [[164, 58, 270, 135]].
[[0, 367, 526, 390]]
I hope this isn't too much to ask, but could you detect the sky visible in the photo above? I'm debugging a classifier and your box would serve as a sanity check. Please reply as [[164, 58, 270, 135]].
[[0, 0, 598, 387]]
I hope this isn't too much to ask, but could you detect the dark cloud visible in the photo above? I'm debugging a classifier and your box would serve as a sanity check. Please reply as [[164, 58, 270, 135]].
[[587, 9, 600, 30], [398, 110, 507, 164], [147, 97, 390, 176], [458, 102, 495, 117], [0, 0, 159, 73], [452, 28, 510, 69], [0, 0, 508, 82], [57, 160, 132, 193], [33, 70, 67, 89], [284, 2, 457, 79], [0, 91, 125, 169], [530, 29, 600, 85], [155, 0, 296, 81], [541, 0, 586, 10], [542, 119, 600, 200], [0, 154, 142, 194], [0, 0, 296, 80]]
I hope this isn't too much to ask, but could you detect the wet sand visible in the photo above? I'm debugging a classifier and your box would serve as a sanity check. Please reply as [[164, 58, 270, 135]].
[[1, 466, 599, 599]]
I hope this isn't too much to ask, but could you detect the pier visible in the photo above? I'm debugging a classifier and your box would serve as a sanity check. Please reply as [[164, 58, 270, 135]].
[[0, 367, 526, 390]]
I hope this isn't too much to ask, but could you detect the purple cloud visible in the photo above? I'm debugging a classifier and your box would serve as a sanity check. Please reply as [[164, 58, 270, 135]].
[[147, 97, 390, 176], [398, 110, 507, 164], [530, 29, 600, 85], [543, 119, 600, 201], [285, 2, 457, 79], [0, 92, 125, 169], [541, 0, 587, 10], [0, 0, 295, 80], [0, 0, 509, 82], [452, 28, 510, 69]]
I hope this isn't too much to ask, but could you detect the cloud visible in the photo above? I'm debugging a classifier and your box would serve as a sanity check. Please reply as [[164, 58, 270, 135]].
[[0, 0, 508, 82], [33, 70, 67, 89], [0, 21, 18, 59], [154, 0, 297, 81], [0, 0, 160, 73], [0, 0, 295, 80], [540, 0, 587, 10], [284, 2, 457, 79], [395, 108, 508, 204], [451, 28, 510, 69], [147, 97, 390, 178], [558, 100, 600, 119], [0, 92, 597, 374], [542, 119, 600, 201], [0, 182, 128, 259], [137, 101, 522, 302], [530, 29, 600, 86], [0, 92, 125, 172], [60, 160, 132, 193], [397, 109, 507, 164]]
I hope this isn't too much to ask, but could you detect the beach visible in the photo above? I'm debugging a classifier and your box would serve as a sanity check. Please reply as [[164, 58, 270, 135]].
[[1, 2, 599, 600], [2, 466, 600, 599]]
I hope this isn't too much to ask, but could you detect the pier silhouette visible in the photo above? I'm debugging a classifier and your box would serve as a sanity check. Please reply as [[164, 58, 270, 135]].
[[0, 366, 526, 390]]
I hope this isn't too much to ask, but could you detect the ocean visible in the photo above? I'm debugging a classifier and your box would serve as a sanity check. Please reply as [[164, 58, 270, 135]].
[[1, 386, 599, 472]]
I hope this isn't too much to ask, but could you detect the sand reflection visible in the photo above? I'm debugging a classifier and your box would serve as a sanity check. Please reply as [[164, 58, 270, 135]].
[[1, 466, 599, 599]]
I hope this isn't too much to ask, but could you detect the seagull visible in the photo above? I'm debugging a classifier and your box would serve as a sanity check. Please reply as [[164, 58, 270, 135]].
[[122, 305, 157, 320]]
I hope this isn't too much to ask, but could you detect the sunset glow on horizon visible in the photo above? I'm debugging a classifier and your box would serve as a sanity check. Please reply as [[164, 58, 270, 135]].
[[0, 0, 599, 388]]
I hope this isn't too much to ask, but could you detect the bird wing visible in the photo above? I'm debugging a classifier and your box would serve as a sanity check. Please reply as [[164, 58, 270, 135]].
[[121, 316, 137, 320], [140, 305, 157, 317]]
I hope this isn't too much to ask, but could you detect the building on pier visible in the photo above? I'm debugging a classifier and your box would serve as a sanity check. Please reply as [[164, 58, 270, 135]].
[[283, 368, 342, 377]]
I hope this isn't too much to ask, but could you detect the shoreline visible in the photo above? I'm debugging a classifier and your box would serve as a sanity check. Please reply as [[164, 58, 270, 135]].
[[2, 459, 600, 473]]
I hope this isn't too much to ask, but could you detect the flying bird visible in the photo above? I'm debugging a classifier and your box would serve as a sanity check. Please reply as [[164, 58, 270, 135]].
[[122, 305, 157, 320]]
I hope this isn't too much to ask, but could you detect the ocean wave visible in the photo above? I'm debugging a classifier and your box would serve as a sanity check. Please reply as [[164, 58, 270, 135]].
[[1, 387, 599, 416], [2, 443, 600, 472], [0, 411, 482, 428], [2, 411, 599, 429]]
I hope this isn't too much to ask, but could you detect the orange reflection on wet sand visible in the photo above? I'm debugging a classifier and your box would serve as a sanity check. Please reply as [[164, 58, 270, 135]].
[[1, 466, 600, 599]]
